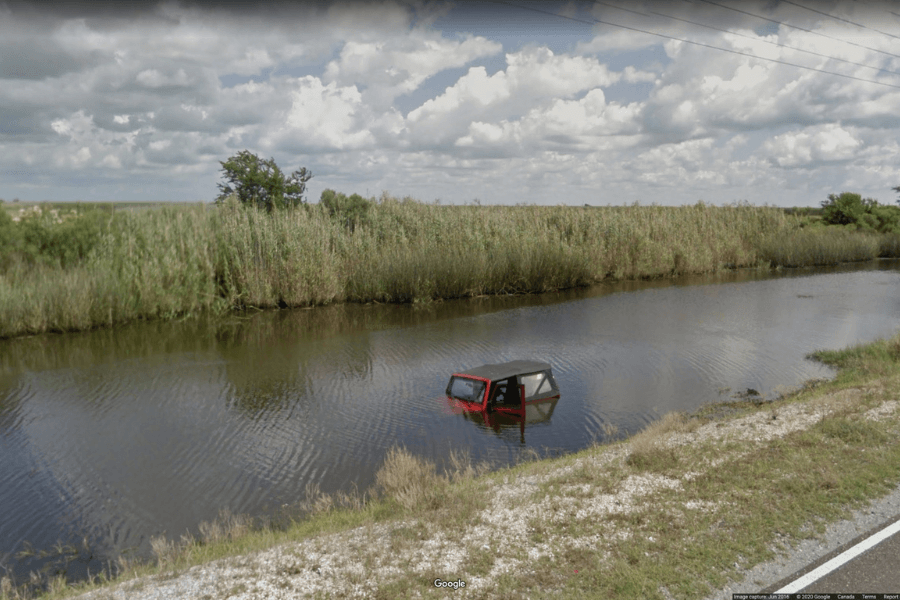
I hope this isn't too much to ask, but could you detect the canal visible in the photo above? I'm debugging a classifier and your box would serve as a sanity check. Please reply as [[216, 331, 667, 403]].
[[1, 260, 899, 583]]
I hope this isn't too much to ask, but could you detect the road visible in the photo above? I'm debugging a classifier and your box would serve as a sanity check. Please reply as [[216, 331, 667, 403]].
[[706, 483, 900, 599], [762, 515, 900, 595]]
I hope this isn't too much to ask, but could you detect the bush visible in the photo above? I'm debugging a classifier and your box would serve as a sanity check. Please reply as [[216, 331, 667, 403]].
[[319, 189, 372, 231], [215, 150, 312, 212], [821, 192, 900, 233], [1, 206, 114, 270], [0, 209, 22, 271], [43, 209, 113, 268], [821, 192, 870, 226], [868, 204, 900, 233]]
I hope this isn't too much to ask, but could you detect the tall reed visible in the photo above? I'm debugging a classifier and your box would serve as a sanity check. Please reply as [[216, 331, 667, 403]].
[[0, 197, 883, 340], [757, 227, 881, 267]]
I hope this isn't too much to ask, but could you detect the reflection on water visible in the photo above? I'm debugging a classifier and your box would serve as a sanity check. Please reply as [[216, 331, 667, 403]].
[[456, 397, 560, 444], [1, 259, 900, 584]]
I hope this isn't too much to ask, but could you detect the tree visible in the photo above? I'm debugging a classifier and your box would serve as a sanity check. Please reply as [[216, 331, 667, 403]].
[[215, 150, 312, 212], [821, 191, 900, 233], [893, 185, 900, 205], [820, 192, 870, 226]]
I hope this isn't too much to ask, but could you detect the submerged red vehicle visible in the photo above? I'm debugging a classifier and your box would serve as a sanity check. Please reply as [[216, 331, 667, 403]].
[[445, 360, 560, 418]]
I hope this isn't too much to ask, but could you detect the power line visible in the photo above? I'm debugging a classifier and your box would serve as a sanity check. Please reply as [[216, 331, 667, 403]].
[[491, 1, 900, 90], [779, 0, 900, 41], [695, 0, 900, 61], [593, 0, 900, 78]]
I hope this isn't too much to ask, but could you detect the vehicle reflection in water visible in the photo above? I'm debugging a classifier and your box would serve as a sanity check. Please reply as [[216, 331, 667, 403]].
[[452, 396, 560, 443]]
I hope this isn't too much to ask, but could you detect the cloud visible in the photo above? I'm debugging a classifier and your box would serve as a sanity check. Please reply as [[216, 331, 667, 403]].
[[135, 68, 193, 88], [763, 124, 861, 168], [279, 76, 374, 151], [323, 32, 502, 108], [406, 47, 623, 151], [1, 0, 899, 206]]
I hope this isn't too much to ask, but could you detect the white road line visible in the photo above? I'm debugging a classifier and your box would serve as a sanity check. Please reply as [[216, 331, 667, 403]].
[[775, 518, 900, 594]]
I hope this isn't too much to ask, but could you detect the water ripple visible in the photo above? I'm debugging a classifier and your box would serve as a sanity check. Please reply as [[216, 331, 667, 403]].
[[0, 263, 898, 583]]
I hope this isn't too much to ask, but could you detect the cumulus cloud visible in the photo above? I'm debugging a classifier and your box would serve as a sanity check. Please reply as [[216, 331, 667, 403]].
[[763, 124, 861, 168], [281, 77, 373, 150], [323, 32, 502, 108], [406, 47, 630, 152], [1, 0, 899, 206]]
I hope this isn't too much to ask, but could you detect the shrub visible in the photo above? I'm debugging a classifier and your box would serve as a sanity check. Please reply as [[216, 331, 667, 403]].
[[868, 204, 900, 233], [0, 206, 114, 270], [0, 209, 23, 272], [43, 208, 114, 268], [821, 192, 900, 233], [215, 150, 312, 212], [319, 189, 372, 232], [821, 192, 870, 226]]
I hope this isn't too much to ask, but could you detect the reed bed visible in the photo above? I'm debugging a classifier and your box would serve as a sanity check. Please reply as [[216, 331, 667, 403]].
[[0, 197, 890, 340], [757, 227, 883, 267]]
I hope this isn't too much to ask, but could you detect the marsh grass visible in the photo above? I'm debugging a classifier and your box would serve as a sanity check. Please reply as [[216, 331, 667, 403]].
[[4, 197, 899, 341], [757, 227, 882, 267], [0, 198, 829, 340]]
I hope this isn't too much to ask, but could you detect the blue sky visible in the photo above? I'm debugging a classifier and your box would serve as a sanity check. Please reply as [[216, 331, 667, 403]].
[[1, 0, 899, 207]]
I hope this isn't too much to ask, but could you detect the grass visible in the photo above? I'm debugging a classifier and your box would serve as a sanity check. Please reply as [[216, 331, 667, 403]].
[[6, 331, 900, 599], [5, 195, 895, 341]]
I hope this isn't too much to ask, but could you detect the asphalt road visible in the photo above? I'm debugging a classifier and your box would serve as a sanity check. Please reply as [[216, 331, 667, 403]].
[[762, 515, 900, 595], [705, 483, 900, 599]]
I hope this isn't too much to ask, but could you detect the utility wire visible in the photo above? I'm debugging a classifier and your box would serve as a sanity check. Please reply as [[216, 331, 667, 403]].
[[491, 1, 900, 90], [593, 0, 900, 78], [694, 0, 900, 61], [779, 0, 900, 41]]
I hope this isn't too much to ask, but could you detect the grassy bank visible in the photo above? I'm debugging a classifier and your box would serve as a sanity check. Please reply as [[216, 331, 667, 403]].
[[2, 197, 900, 340], [3, 331, 900, 599]]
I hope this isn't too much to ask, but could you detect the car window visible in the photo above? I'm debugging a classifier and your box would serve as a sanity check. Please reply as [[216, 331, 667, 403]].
[[521, 371, 556, 398], [520, 373, 545, 398], [536, 376, 553, 394], [448, 377, 486, 403]]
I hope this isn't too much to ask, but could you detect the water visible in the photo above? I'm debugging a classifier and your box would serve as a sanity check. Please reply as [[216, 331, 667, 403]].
[[2, 260, 899, 584]]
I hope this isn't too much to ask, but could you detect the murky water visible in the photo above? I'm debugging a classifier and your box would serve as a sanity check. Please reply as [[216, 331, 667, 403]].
[[2, 261, 900, 583]]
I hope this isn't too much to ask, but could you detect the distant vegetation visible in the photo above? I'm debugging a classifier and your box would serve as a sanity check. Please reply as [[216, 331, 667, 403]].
[[754, 191, 900, 267], [1, 184, 899, 340], [820, 191, 900, 232]]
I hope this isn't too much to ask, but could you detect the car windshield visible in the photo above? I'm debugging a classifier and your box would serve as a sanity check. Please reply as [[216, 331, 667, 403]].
[[447, 377, 486, 403]]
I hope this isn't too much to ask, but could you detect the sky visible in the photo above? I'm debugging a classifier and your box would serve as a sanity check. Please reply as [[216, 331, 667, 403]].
[[1, 0, 899, 207]]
